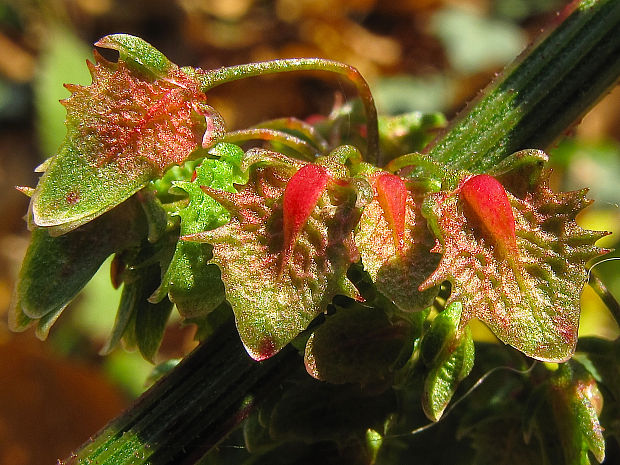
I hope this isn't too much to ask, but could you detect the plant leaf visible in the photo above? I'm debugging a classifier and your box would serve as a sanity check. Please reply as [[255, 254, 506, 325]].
[[185, 154, 361, 360], [422, 325, 474, 422], [153, 145, 244, 318], [9, 197, 147, 338], [355, 172, 439, 312], [304, 303, 413, 385], [30, 34, 212, 234], [420, 151, 607, 362]]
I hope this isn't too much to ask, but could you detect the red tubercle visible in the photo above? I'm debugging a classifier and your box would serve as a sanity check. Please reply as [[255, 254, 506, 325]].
[[376, 173, 408, 253], [460, 174, 518, 256], [281, 164, 331, 270]]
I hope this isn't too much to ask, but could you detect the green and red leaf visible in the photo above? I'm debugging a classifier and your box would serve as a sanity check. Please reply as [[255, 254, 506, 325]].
[[185, 153, 361, 360], [30, 35, 216, 234], [151, 144, 245, 319], [355, 171, 440, 312], [420, 151, 607, 362]]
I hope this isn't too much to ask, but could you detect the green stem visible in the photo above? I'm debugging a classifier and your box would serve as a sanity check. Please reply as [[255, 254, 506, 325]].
[[426, 0, 620, 172], [253, 117, 330, 153], [589, 271, 620, 328], [197, 58, 380, 165], [62, 320, 299, 465], [222, 128, 319, 160]]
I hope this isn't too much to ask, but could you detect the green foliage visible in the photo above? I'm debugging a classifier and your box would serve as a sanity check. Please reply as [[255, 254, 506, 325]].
[[9, 9, 620, 462]]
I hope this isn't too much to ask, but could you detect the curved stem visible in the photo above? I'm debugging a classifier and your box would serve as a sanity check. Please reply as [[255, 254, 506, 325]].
[[589, 271, 620, 328], [253, 117, 330, 153], [197, 58, 380, 165], [222, 128, 319, 161]]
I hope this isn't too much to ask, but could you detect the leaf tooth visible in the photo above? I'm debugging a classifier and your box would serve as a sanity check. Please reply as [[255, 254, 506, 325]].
[[15, 185, 34, 197], [86, 57, 99, 77], [566, 244, 609, 263]]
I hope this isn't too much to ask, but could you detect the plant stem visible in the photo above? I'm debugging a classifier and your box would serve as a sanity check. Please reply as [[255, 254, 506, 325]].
[[197, 58, 380, 165], [63, 2, 620, 463], [425, 0, 620, 172], [222, 128, 318, 160], [589, 272, 620, 328], [62, 320, 299, 465]]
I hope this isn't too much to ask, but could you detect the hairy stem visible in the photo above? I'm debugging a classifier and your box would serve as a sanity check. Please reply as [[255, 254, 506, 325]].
[[198, 58, 380, 165], [222, 128, 319, 160], [426, 0, 620, 171]]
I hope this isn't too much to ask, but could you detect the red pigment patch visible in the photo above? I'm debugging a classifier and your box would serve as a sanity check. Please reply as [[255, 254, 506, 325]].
[[254, 337, 277, 361], [460, 174, 518, 256], [64, 55, 207, 175], [281, 164, 330, 270], [65, 191, 80, 205], [376, 173, 407, 253]]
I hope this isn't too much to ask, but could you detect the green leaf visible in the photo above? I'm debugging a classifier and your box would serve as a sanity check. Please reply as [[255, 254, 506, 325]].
[[95, 34, 176, 79], [577, 337, 620, 447], [30, 35, 213, 234], [355, 172, 440, 312], [135, 273, 175, 362], [185, 153, 361, 360], [105, 262, 174, 362], [577, 337, 620, 402], [9, 197, 147, 338], [420, 151, 607, 362], [548, 361, 606, 464], [304, 303, 413, 385], [153, 144, 244, 318], [378, 112, 447, 162], [421, 325, 475, 422], [420, 302, 462, 367]]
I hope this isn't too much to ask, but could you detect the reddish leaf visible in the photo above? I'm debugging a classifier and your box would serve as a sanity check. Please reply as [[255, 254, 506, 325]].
[[420, 156, 607, 362], [31, 36, 214, 234], [375, 173, 408, 253], [185, 154, 360, 360], [460, 174, 518, 256], [355, 172, 439, 312]]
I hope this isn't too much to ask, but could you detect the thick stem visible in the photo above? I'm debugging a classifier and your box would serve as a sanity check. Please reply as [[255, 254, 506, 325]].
[[197, 58, 380, 165], [62, 320, 299, 465], [425, 0, 620, 172]]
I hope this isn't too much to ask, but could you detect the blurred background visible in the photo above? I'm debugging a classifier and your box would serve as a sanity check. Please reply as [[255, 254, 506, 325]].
[[0, 0, 618, 463]]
